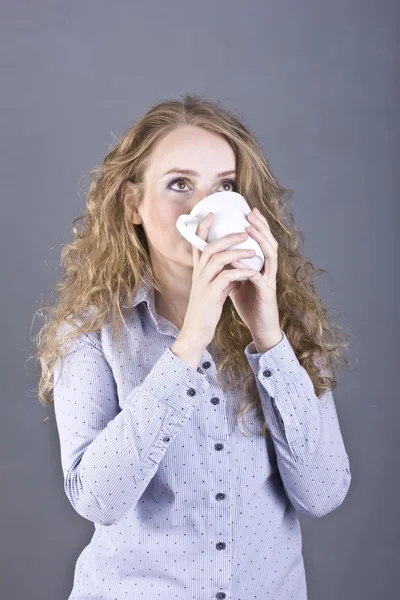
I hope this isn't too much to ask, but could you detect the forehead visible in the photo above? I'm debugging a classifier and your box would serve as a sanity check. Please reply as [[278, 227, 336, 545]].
[[149, 126, 235, 174]]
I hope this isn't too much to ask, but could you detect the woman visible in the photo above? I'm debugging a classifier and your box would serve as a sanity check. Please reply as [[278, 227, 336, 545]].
[[35, 94, 351, 600]]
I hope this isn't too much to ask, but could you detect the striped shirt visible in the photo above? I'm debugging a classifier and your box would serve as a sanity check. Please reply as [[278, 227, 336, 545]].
[[53, 269, 351, 599]]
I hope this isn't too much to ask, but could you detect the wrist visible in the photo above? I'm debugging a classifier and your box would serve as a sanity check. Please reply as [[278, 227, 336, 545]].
[[176, 329, 208, 352], [171, 333, 206, 371], [253, 330, 283, 353], [171, 332, 206, 358]]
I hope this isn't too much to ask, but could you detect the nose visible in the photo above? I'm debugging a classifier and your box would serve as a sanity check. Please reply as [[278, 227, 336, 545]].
[[189, 189, 214, 212]]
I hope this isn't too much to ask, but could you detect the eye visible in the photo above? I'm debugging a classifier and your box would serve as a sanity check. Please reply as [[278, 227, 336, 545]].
[[221, 178, 238, 192], [167, 177, 190, 192], [167, 177, 237, 193]]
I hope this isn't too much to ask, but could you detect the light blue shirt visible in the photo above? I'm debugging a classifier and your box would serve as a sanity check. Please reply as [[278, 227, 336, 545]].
[[53, 269, 351, 600]]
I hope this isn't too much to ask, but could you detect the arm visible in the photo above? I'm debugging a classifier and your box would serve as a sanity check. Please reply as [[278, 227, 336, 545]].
[[53, 325, 210, 526], [245, 330, 351, 518]]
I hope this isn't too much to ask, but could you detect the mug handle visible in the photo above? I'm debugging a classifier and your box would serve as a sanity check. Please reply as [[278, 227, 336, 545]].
[[176, 213, 208, 252]]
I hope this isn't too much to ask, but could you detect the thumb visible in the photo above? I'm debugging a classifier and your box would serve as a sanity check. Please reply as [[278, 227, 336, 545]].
[[192, 212, 214, 271]]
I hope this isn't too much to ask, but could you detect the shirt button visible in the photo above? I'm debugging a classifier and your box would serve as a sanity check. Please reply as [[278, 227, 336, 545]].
[[163, 436, 170, 443], [215, 493, 225, 501], [187, 388, 196, 396], [263, 369, 272, 377], [216, 542, 226, 550], [202, 361, 211, 369], [214, 443, 224, 451], [216, 593, 226, 599], [210, 397, 220, 405]]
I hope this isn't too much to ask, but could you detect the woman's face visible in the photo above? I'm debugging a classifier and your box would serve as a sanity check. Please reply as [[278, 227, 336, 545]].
[[127, 125, 237, 275]]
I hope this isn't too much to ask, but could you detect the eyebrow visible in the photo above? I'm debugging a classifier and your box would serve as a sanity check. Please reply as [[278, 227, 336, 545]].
[[162, 168, 236, 178]]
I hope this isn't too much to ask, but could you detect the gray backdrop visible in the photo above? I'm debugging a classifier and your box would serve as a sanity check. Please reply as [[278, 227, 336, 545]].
[[1, 1, 398, 598]]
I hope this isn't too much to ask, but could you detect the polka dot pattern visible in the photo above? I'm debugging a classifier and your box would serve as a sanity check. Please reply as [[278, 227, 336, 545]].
[[53, 271, 351, 599]]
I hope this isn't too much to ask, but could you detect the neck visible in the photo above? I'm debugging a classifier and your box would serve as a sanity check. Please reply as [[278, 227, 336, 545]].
[[152, 260, 193, 329]]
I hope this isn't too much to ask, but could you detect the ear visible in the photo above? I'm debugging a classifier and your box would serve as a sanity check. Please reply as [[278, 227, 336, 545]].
[[120, 181, 142, 225]]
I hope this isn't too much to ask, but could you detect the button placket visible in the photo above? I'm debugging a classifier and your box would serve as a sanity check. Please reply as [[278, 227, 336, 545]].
[[200, 354, 230, 591]]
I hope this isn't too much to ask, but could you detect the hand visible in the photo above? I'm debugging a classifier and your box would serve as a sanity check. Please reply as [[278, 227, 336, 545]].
[[180, 212, 259, 349], [228, 207, 282, 348]]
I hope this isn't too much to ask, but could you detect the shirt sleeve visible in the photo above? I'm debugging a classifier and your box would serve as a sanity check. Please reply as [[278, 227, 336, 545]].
[[53, 325, 210, 526], [244, 329, 352, 518]]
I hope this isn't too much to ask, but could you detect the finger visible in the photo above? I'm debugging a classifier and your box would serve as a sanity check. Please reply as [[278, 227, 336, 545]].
[[252, 207, 272, 231], [193, 212, 213, 272], [192, 227, 200, 272], [248, 213, 278, 248], [247, 225, 278, 257]]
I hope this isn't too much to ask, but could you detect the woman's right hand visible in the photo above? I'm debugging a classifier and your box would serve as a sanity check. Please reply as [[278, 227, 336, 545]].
[[180, 212, 258, 349]]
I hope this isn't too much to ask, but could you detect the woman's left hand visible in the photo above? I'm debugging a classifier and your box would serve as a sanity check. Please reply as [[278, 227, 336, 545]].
[[228, 207, 282, 348]]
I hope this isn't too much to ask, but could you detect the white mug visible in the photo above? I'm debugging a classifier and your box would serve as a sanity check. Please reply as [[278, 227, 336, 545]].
[[176, 191, 265, 280]]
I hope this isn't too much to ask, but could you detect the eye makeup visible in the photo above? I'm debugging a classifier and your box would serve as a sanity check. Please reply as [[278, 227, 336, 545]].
[[166, 177, 237, 193]]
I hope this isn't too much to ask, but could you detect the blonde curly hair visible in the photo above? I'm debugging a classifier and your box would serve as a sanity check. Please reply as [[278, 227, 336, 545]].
[[33, 93, 351, 438]]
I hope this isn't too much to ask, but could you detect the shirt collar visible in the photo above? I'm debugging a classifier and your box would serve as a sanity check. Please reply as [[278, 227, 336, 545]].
[[127, 269, 180, 338], [130, 269, 154, 308], [126, 269, 224, 366]]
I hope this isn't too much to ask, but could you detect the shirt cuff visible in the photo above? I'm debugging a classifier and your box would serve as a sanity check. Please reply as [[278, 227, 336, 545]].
[[244, 329, 307, 397], [126, 345, 211, 417]]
